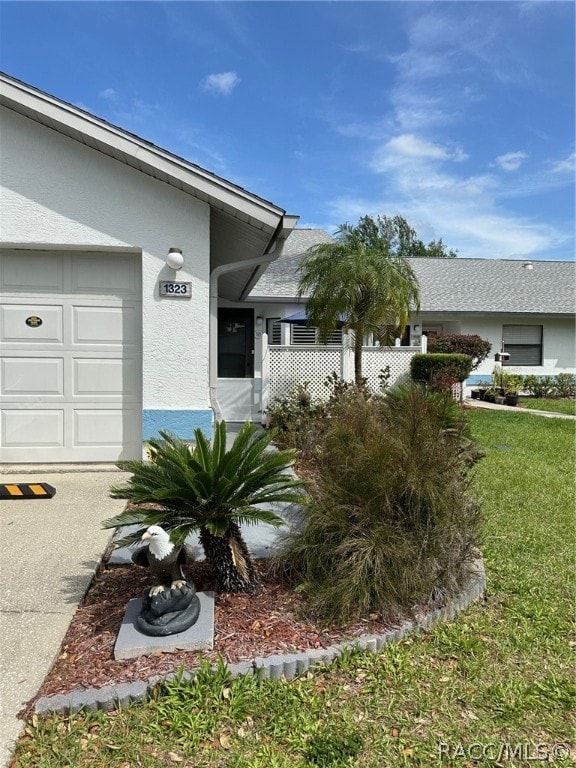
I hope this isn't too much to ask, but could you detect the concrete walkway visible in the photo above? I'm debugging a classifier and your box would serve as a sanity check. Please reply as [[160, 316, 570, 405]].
[[464, 397, 576, 420], [0, 469, 127, 768]]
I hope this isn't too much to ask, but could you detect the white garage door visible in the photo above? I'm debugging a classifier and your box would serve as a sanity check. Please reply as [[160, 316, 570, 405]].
[[0, 250, 142, 463]]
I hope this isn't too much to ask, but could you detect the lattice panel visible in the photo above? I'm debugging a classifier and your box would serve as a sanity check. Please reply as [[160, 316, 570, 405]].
[[267, 346, 420, 404], [268, 347, 343, 402], [360, 348, 415, 391]]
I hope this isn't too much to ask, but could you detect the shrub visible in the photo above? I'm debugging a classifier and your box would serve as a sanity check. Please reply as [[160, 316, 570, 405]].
[[410, 353, 473, 392], [523, 375, 555, 399], [275, 384, 483, 625], [499, 371, 524, 394], [426, 333, 492, 370], [553, 373, 576, 399], [265, 382, 326, 456]]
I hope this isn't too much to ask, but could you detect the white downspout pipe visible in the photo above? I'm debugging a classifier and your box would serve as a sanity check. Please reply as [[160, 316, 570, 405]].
[[209, 245, 282, 423]]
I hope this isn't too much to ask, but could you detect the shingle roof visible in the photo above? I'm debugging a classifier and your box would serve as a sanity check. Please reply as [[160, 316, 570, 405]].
[[250, 229, 576, 315]]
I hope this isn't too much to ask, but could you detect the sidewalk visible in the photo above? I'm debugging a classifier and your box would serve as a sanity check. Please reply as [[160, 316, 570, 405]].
[[464, 398, 576, 420], [0, 469, 127, 768]]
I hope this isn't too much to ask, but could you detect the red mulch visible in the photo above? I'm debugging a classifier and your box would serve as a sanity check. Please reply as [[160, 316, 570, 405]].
[[25, 559, 398, 716]]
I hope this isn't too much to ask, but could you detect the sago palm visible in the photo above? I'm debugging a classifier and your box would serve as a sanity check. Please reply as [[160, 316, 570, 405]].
[[298, 215, 420, 384], [104, 421, 306, 594]]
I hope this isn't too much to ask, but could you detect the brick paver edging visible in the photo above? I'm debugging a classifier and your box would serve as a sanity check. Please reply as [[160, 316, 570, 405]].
[[35, 557, 485, 716]]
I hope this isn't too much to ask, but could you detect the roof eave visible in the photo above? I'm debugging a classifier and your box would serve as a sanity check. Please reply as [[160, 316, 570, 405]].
[[0, 72, 285, 232]]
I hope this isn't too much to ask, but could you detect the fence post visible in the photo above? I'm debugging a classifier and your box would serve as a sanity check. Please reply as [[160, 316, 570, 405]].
[[341, 331, 355, 382], [421, 334, 428, 354], [260, 332, 269, 425]]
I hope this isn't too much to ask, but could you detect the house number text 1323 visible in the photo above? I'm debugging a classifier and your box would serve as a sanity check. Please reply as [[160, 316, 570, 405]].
[[159, 281, 192, 298]]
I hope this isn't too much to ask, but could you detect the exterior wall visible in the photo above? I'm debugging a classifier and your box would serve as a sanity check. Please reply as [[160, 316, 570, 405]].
[[412, 314, 575, 384], [0, 107, 212, 438]]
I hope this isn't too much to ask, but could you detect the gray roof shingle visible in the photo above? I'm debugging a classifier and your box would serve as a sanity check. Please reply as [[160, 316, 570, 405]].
[[250, 229, 575, 315]]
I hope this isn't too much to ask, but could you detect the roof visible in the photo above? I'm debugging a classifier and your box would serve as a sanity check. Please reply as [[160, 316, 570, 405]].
[[0, 72, 295, 301], [250, 229, 576, 315]]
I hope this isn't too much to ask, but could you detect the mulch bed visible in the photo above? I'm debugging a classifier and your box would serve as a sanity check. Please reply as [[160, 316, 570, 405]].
[[25, 559, 399, 716]]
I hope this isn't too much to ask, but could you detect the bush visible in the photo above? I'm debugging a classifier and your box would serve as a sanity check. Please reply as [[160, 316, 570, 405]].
[[275, 384, 483, 625], [410, 353, 473, 392], [523, 375, 555, 399], [426, 334, 491, 370], [553, 373, 576, 399], [265, 382, 326, 456]]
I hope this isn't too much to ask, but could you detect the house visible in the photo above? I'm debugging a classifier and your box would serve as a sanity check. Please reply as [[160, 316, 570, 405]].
[[0, 72, 297, 462], [1, 73, 574, 464], [247, 228, 576, 389]]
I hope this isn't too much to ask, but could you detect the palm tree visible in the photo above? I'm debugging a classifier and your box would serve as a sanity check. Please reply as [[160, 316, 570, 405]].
[[298, 215, 421, 384], [103, 421, 306, 595]]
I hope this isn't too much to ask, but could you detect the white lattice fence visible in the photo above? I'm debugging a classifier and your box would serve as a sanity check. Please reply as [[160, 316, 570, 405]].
[[265, 345, 422, 409], [360, 347, 416, 391], [267, 346, 344, 402]]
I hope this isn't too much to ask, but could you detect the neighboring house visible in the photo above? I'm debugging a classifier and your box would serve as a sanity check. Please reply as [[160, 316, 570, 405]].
[[247, 228, 576, 386], [0, 72, 297, 462]]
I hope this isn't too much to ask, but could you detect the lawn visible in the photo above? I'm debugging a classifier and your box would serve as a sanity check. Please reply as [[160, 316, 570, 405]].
[[13, 410, 575, 768], [519, 397, 576, 415]]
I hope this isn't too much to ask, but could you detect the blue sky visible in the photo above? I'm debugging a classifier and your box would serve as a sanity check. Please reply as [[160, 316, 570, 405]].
[[0, 1, 574, 260]]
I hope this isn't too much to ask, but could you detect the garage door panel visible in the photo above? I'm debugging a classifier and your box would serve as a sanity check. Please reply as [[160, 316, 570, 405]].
[[2, 409, 64, 447], [1, 251, 142, 462], [1, 305, 63, 343], [1, 358, 64, 395], [71, 255, 138, 296], [73, 306, 139, 345], [74, 409, 138, 446], [1, 252, 63, 292], [74, 358, 138, 397]]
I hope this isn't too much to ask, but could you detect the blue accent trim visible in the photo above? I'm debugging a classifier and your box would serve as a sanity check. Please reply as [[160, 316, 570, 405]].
[[142, 410, 213, 440], [466, 374, 493, 386]]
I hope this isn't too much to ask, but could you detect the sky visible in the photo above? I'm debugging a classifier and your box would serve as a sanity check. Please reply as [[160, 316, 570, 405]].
[[0, 1, 574, 261]]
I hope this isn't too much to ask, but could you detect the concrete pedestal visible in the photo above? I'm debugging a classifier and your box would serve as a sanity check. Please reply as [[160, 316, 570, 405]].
[[114, 591, 215, 661]]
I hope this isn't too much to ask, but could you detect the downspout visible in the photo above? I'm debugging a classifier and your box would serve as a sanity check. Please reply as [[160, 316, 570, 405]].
[[209, 221, 288, 422]]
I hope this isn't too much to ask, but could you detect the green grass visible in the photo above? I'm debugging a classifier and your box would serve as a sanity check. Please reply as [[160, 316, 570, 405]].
[[519, 397, 576, 415], [13, 411, 575, 768]]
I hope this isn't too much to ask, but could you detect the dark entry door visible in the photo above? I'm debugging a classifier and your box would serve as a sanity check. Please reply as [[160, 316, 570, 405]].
[[218, 309, 254, 378]]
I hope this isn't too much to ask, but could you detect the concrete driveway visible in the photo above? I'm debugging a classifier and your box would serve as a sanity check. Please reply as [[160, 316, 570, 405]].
[[0, 468, 127, 768]]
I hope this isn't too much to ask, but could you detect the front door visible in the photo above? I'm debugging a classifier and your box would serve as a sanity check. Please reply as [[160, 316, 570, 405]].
[[217, 309, 254, 378]]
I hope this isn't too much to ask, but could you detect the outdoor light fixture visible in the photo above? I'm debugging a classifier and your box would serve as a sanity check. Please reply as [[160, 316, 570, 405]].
[[413, 324, 421, 333], [166, 247, 184, 270], [256, 316, 264, 327]]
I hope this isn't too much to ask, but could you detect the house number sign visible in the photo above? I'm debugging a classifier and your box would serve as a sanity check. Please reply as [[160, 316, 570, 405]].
[[159, 281, 192, 298]]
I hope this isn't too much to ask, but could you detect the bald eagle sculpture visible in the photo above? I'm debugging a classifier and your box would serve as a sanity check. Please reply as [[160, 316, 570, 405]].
[[131, 525, 201, 637], [132, 525, 188, 596]]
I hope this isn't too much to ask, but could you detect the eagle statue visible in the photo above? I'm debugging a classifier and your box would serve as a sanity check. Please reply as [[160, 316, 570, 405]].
[[132, 525, 189, 597]]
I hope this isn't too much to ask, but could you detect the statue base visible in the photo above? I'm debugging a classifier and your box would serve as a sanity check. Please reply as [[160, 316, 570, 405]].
[[136, 583, 200, 637], [114, 591, 215, 660]]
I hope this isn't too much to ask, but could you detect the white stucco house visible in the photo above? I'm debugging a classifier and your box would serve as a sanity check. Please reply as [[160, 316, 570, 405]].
[[1, 73, 574, 464], [248, 228, 576, 388], [0, 72, 298, 462]]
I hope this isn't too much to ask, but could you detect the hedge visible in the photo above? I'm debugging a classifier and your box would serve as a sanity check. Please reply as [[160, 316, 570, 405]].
[[410, 353, 473, 390]]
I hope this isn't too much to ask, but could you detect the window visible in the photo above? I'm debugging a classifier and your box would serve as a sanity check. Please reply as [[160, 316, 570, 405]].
[[502, 325, 543, 366], [290, 325, 343, 345], [422, 324, 444, 338], [267, 318, 282, 345]]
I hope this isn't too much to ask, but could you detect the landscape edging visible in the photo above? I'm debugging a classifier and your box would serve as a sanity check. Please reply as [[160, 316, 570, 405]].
[[34, 557, 486, 715]]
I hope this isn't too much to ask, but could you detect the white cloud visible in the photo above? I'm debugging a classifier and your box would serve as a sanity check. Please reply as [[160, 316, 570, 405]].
[[371, 134, 468, 172], [494, 151, 528, 171], [550, 152, 575, 175], [98, 88, 117, 100], [201, 72, 240, 96]]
